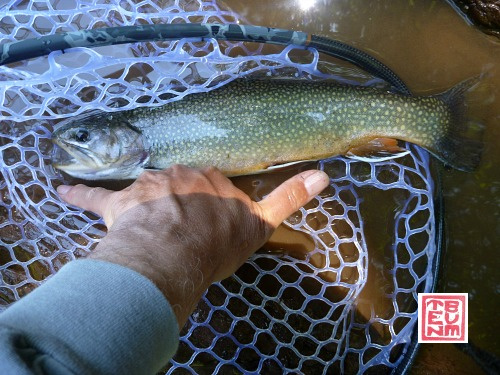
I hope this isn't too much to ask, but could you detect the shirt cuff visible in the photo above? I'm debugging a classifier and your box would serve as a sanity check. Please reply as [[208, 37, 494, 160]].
[[0, 258, 179, 374]]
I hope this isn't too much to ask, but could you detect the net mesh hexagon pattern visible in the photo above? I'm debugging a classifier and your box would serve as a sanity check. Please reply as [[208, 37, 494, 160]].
[[0, 1, 437, 373]]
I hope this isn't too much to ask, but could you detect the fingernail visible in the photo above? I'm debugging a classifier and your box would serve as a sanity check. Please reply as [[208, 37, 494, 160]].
[[57, 185, 72, 195], [304, 171, 329, 196]]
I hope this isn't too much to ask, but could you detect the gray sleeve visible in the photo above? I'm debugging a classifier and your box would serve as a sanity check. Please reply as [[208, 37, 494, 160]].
[[0, 259, 179, 375]]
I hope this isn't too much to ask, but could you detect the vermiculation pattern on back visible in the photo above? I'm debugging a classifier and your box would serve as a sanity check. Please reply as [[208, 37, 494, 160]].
[[127, 80, 451, 174]]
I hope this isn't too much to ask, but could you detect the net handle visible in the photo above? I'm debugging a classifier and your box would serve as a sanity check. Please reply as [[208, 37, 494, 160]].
[[0, 23, 410, 95]]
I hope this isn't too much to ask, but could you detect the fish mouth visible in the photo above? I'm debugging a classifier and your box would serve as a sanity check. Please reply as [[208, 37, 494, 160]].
[[52, 140, 77, 168], [51, 138, 94, 170]]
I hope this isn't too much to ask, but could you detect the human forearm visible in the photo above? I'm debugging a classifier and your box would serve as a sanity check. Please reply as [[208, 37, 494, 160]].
[[0, 259, 178, 374], [90, 223, 215, 329]]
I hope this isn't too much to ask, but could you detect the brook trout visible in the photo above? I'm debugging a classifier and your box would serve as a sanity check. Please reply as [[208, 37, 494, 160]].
[[52, 79, 481, 180]]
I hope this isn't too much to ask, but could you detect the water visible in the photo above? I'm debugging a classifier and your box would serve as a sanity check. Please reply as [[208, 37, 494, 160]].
[[229, 0, 500, 371], [0, 0, 498, 372]]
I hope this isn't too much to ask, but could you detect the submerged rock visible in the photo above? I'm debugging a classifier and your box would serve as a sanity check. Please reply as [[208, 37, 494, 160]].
[[451, 0, 500, 37]]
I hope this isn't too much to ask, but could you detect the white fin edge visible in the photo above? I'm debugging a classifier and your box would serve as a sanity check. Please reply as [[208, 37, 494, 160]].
[[265, 160, 312, 170], [347, 149, 411, 163]]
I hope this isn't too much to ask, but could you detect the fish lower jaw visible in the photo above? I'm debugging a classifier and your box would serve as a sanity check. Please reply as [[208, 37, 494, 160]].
[[54, 165, 145, 181]]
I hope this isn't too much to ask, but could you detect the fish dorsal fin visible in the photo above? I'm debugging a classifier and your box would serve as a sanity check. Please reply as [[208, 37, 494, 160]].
[[346, 137, 410, 162]]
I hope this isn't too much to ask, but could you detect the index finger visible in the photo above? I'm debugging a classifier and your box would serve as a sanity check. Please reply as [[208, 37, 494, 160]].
[[57, 184, 114, 218]]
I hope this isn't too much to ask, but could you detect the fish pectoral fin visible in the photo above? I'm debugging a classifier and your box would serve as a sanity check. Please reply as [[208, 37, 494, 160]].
[[265, 160, 311, 171], [346, 137, 410, 162]]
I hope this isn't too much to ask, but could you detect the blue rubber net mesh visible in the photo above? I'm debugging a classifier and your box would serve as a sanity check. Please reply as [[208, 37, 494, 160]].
[[0, 1, 437, 373]]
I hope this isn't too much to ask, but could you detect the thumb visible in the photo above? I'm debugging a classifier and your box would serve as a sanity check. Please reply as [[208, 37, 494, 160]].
[[57, 184, 114, 219], [257, 170, 329, 227]]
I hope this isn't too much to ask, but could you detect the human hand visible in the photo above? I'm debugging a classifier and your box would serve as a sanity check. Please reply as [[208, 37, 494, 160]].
[[57, 165, 329, 328]]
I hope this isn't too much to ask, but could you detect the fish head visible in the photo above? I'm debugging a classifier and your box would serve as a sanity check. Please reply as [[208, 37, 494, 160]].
[[51, 113, 148, 180]]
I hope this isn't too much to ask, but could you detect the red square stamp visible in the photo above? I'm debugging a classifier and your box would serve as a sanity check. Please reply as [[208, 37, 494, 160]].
[[418, 293, 468, 343]]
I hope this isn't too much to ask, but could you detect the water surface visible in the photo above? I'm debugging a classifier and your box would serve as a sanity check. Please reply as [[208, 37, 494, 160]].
[[229, 0, 499, 371]]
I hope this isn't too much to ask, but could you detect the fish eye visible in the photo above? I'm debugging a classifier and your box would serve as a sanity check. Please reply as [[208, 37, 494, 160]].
[[75, 129, 90, 143]]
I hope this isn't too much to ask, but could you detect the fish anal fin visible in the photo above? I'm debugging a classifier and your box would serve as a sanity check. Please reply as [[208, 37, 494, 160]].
[[347, 137, 408, 160]]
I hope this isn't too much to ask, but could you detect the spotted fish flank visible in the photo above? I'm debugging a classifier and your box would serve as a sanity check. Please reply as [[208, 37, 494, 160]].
[[51, 79, 482, 180]]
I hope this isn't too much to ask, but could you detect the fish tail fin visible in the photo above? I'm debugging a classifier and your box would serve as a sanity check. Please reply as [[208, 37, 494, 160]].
[[432, 76, 484, 172]]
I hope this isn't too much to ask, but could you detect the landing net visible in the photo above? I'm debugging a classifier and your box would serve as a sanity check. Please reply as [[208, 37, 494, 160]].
[[0, 1, 437, 373]]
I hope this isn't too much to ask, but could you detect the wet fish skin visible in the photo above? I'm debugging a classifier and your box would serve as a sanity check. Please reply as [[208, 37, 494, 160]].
[[52, 79, 481, 180]]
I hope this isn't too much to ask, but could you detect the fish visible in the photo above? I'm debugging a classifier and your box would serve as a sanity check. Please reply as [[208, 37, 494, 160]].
[[51, 78, 482, 180]]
